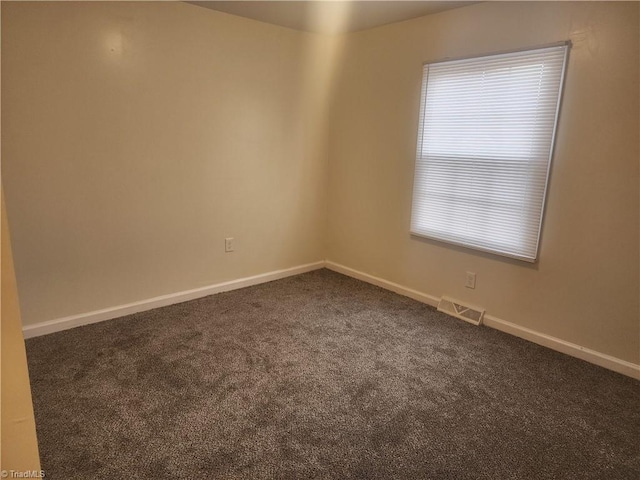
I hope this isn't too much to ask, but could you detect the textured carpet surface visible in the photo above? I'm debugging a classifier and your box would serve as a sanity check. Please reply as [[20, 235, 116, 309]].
[[26, 269, 640, 479]]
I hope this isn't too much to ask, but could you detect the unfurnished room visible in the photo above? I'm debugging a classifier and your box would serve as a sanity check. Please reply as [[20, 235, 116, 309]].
[[1, 1, 639, 479]]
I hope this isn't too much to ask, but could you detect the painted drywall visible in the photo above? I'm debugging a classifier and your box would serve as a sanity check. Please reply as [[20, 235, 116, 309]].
[[1, 192, 41, 472], [327, 1, 640, 364], [2, 1, 330, 326], [2, 1, 638, 368]]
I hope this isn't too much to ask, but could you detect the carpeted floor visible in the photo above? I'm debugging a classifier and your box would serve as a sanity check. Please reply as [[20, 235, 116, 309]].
[[26, 269, 640, 479]]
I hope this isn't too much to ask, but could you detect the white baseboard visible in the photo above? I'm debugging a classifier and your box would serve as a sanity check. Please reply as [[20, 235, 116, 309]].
[[23, 258, 640, 380], [22, 261, 326, 339], [325, 261, 440, 307], [482, 315, 640, 379], [326, 261, 640, 380]]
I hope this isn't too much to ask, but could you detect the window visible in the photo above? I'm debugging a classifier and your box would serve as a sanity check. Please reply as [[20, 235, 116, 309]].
[[410, 43, 569, 262]]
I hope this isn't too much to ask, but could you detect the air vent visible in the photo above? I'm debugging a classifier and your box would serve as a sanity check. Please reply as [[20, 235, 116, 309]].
[[437, 296, 485, 326]]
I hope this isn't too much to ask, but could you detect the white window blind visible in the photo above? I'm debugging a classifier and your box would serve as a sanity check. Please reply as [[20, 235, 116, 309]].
[[411, 44, 569, 262]]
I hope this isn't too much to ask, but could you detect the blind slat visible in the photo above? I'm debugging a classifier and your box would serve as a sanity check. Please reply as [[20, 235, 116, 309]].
[[410, 44, 568, 262]]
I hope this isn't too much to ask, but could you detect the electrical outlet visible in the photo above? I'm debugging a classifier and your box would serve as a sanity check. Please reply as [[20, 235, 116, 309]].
[[465, 271, 476, 289], [225, 237, 234, 253]]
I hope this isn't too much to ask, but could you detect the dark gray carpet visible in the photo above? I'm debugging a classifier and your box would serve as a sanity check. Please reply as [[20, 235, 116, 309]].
[[26, 269, 640, 479]]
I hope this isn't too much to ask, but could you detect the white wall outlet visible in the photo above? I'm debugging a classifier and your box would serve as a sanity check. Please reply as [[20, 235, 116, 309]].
[[465, 271, 476, 289], [225, 237, 234, 253]]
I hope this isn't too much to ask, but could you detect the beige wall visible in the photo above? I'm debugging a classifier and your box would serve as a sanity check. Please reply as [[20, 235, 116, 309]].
[[2, 2, 329, 326], [2, 1, 639, 367], [327, 1, 640, 364], [1, 192, 41, 472]]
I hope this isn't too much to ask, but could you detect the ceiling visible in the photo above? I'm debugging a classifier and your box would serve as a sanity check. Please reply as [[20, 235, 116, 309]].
[[186, 1, 477, 34]]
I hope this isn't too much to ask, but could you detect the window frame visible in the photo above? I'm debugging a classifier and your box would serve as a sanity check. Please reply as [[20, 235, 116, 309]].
[[410, 41, 571, 263]]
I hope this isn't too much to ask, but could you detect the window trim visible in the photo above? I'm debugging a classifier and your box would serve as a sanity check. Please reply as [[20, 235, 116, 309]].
[[422, 40, 571, 68], [410, 41, 571, 263]]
